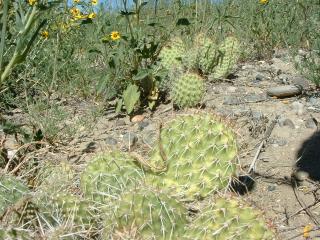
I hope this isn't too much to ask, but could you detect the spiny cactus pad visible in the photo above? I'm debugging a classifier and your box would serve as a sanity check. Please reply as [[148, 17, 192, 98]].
[[80, 151, 145, 203], [211, 36, 240, 79], [147, 113, 238, 201], [104, 188, 187, 239], [184, 197, 275, 240], [0, 227, 31, 240], [158, 37, 185, 71], [194, 34, 219, 74], [0, 175, 29, 215], [171, 72, 205, 108]]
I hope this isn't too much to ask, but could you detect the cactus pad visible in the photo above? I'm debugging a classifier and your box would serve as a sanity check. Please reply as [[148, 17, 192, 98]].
[[158, 37, 184, 71], [147, 113, 238, 201], [184, 197, 275, 239], [104, 188, 187, 239], [80, 150, 145, 203], [171, 72, 205, 108]]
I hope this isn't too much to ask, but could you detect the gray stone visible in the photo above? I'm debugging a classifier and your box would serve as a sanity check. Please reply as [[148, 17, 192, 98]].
[[105, 136, 118, 145], [255, 73, 265, 81], [278, 118, 295, 129], [122, 132, 138, 147], [223, 96, 241, 105], [267, 85, 302, 98], [305, 118, 317, 129], [142, 130, 157, 147], [138, 120, 150, 131], [291, 75, 309, 89]]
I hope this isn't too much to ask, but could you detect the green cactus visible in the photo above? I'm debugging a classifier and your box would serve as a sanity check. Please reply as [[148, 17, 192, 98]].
[[211, 36, 240, 79], [45, 193, 94, 226], [184, 197, 276, 240], [0, 175, 29, 215], [194, 33, 220, 74], [158, 37, 185, 71], [171, 72, 205, 108], [0, 227, 31, 240], [146, 113, 238, 202], [80, 150, 145, 203], [104, 188, 188, 240]]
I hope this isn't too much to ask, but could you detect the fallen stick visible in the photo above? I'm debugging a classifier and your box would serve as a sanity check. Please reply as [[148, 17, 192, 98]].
[[247, 115, 279, 174]]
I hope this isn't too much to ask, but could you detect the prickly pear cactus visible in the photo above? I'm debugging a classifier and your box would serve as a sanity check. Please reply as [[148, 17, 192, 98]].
[[194, 33, 219, 74], [35, 161, 75, 194], [158, 37, 185, 71], [104, 188, 187, 240], [44, 193, 94, 226], [184, 197, 276, 240], [0, 175, 29, 215], [171, 72, 205, 108], [80, 150, 145, 203], [0, 227, 31, 240], [146, 113, 238, 201], [211, 36, 240, 79]]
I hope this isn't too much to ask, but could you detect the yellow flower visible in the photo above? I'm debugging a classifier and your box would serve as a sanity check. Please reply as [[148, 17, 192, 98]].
[[40, 30, 49, 39], [91, 0, 98, 5], [259, 0, 268, 4], [70, 7, 80, 16], [110, 31, 121, 41], [28, 0, 37, 6], [73, 0, 80, 3], [303, 224, 313, 238], [88, 12, 96, 19]]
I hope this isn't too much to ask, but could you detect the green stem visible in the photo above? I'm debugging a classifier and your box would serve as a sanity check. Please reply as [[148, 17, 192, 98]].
[[0, 0, 9, 75]]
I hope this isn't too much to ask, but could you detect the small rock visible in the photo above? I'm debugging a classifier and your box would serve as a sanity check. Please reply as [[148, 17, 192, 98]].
[[255, 73, 265, 81], [305, 118, 317, 129], [291, 76, 309, 89], [223, 96, 241, 105], [122, 132, 138, 147], [292, 170, 309, 182], [142, 131, 157, 146], [7, 149, 17, 159], [116, 119, 126, 127], [267, 185, 277, 191], [278, 74, 290, 84], [105, 136, 118, 145], [227, 86, 237, 93], [251, 111, 264, 121], [267, 85, 302, 98], [131, 115, 145, 123], [292, 101, 304, 116], [278, 118, 295, 129]]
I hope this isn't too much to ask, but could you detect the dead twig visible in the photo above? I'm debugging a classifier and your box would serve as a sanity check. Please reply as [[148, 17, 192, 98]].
[[247, 115, 279, 174]]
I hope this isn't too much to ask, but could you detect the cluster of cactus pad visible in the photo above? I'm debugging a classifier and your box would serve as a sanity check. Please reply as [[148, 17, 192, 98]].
[[157, 33, 240, 108], [0, 112, 276, 239]]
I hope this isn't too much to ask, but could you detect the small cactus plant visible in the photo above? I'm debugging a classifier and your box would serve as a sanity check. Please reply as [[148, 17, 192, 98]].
[[80, 150, 145, 203], [146, 113, 238, 201], [0, 175, 29, 215], [210, 36, 240, 79], [184, 197, 276, 240], [158, 37, 185, 71], [104, 188, 188, 239], [171, 72, 205, 108]]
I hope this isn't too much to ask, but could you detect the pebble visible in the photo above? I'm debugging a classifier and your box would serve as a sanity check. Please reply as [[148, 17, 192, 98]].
[[292, 101, 304, 116], [267, 85, 302, 98], [131, 115, 145, 123], [255, 73, 265, 82], [105, 136, 118, 145], [278, 118, 295, 129], [305, 118, 317, 129], [122, 132, 138, 147]]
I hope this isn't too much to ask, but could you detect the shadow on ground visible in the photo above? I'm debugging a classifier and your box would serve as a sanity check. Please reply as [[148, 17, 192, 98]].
[[296, 130, 320, 181]]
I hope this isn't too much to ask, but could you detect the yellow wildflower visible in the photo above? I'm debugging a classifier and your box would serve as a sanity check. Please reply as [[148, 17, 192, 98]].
[[40, 30, 49, 39], [88, 13, 97, 19], [259, 0, 268, 4], [70, 7, 80, 17], [303, 224, 313, 239], [110, 31, 121, 41], [28, 0, 37, 6], [91, 0, 98, 5], [73, 0, 80, 3]]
